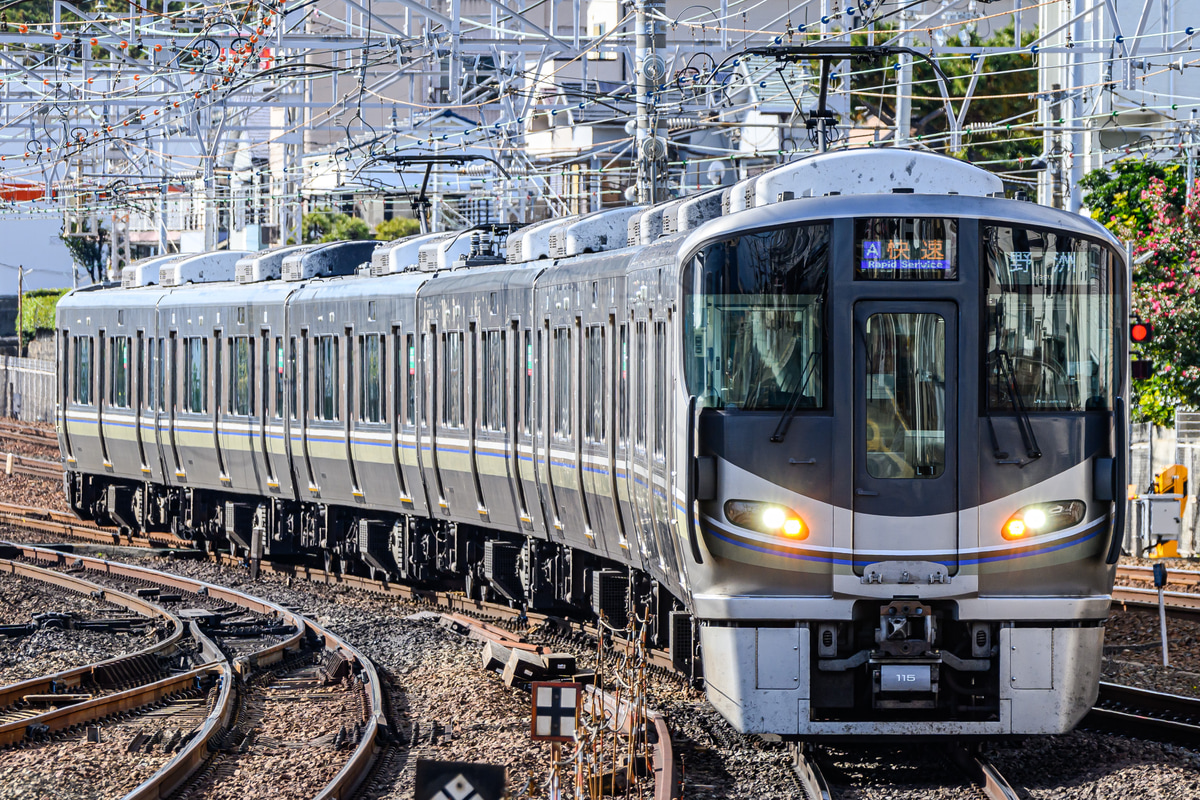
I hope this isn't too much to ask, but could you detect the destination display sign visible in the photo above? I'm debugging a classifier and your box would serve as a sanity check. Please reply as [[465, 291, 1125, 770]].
[[855, 217, 958, 280], [860, 238, 953, 273]]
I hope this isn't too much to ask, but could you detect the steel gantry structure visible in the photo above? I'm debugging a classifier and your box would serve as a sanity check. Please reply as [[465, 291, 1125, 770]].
[[0, 0, 1195, 271]]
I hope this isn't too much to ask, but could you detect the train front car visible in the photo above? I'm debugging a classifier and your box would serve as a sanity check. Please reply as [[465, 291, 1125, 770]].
[[681, 149, 1127, 737]]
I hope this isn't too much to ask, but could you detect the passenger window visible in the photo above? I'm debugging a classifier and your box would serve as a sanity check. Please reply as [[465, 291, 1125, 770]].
[[74, 335, 92, 405], [110, 336, 130, 408], [618, 325, 628, 445], [584, 325, 605, 443], [481, 330, 505, 432], [288, 337, 298, 420], [553, 327, 572, 439], [185, 337, 207, 413], [361, 334, 383, 423], [441, 332, 464, 428], [314, 335, 339, 421], [654, 321, 666, 457], [231, 336, 253, 415], [405, 334, 416, 425], [634, 321, 647, 450], [274, 337, 284, 419], [523, 330, 533, 435]]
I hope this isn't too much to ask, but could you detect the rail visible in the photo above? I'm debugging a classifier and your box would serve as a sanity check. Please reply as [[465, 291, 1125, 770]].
[[0, 556, 186, 708], [4, 542, 385, 800], [1086, 682, 1200, 747]]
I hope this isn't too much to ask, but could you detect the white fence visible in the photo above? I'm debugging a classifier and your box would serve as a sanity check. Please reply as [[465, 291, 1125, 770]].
[[1, 356, 55, 423]]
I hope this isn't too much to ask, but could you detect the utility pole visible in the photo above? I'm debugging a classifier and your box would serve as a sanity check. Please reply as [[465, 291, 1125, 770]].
[[894, 12, 912, 147], [634, 0, 666, 205], [1188, 109, 1197, 203], [16, 265, 23, 357]]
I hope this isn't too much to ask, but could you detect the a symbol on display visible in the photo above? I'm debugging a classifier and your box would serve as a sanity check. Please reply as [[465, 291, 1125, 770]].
[[431, 774, 478, 800], [414, 761, 506, 800], [531, 681, 582, 742], [863, 240, 883, 260]]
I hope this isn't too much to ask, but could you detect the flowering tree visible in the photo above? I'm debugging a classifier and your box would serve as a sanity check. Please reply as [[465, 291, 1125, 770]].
[[1083, 165, 1200, 426]]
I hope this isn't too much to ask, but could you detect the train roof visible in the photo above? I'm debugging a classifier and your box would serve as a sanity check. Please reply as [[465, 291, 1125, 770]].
[[682, 191, 1124, 260]]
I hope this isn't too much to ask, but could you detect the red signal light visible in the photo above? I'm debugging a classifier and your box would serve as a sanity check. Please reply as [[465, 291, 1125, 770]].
[[1131, 322, 1153, 343]]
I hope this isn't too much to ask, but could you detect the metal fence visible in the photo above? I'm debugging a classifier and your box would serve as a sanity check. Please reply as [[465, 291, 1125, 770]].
[[1, 356, 55, 423]]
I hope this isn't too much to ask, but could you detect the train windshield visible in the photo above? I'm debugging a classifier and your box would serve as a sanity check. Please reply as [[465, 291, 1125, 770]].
[[983, 225, 1114, 412], [683, 223, 830, 410]]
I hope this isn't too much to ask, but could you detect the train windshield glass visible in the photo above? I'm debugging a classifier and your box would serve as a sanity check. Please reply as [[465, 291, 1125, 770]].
[[683, 223, 829, 410], [983, 225, 1113, 411]]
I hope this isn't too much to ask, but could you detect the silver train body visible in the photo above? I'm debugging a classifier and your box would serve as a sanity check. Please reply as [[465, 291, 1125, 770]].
[[54, 149, 1128, 737]]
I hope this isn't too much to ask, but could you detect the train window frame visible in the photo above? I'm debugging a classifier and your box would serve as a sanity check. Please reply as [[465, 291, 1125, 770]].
[[288, 337, 298, 421], [314, 334, 340, 422], [140, 333, 149, 410], [230, 336, 253, 416], [274, 337, 285, 419], [981, 222, 1115, 414], [110, 335, 130, 409], [552, 326, 573, 440], [682, 221, 830, 413], [523, 329, 533, 436], [73, 335, 92, 405], [442, 331, 464, 429], [480, 329, 506, 433], [653, 320, 667, 458], [184, 337, 207, 414], [618, 323, 628, 446], [584, 324, 605, 443], [634, 320, 647, 452], [405, 333, 417, 426], [360, 333, 384, 424]]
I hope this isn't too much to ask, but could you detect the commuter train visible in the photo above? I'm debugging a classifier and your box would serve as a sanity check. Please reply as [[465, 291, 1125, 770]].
[[55, 148, 1128, 737]]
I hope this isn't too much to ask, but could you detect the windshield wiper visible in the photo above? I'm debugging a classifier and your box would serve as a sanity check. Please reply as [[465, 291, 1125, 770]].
[[993, 349, 1041, 462], [770, 351, 821, 442]]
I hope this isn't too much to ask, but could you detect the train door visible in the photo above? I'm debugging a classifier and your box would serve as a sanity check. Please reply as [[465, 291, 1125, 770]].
[[97, 331, 111, 467], [167, 333, 183, 478], [505, 322, 530, 529], [135, 331, 149, 472], [852, 301, 959, 577], [213, 330, 228, 480], [514, 327, 542, 533], [650, 316, 679, 581], [258, 330, 274, 489], [630, 318, 659, 565]]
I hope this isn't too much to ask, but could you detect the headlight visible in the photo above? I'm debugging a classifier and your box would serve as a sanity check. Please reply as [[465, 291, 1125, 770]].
[[724, 500, 808, 539], [1002, 500, 1086, 540]]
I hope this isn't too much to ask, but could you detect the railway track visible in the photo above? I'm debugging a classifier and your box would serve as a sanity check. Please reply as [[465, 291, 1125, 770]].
[[0, 542, 384, 800], [1113, 564, 1200, 622], [790, 743, 1021, 800], [1084, 682, 1200, 747], [7, 502, 1200, 798], [0, 420, 58, 450]]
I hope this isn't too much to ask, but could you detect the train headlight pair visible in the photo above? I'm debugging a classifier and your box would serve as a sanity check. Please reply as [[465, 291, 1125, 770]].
[[724, 500, 808, 539], [1002, 500, 1086, 540]]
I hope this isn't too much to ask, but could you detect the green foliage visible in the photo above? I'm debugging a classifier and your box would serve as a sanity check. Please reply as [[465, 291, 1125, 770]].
[[20, 288, 69, 339], [1078, 159, 1187, 235], [302, 207, 373, 243], [1082, 167, 1200, 426], [60, 219, 106, 283], [850, 25, 1039, 167], [301, 208, 339, 244], [322, 215, 372, 243], [374, 217, 422, 241]]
